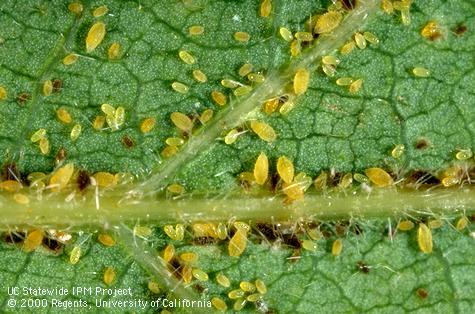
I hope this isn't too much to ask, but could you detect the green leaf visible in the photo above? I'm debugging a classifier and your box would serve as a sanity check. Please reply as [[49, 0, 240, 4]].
[[0, 0, 474, 313]]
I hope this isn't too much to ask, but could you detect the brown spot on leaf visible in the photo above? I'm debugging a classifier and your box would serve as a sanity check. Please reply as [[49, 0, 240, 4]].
[[76, 169, 91, 191], [17, 92, 30, 104], [415, 138, 430, 150], [454, 24, 467, 36], [416, 288, 428, 299], [3, 231, 25, 244], [357, 261, 370, 274], [122, 135, 134, 148], [52, 79, 62, 93]]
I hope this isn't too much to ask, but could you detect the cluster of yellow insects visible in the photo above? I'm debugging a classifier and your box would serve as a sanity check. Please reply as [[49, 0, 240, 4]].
[[0, 0, 473, 311]]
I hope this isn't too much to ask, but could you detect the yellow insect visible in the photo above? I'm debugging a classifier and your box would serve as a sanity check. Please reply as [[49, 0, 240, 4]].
[[98, 233, 115, 247], [353, 173, 368, 183], [171, 82, 189, 94], [279, 100, 296, 115], [302, 239, 317, 252], [363, 31, 379, 44], [161, 145, 178, 158], [279, 27, 293, 42], [101, 103, 115, 116], [221, 79, 240, 89], [250, 120, 277, 142], [260, 0, 272, 17], [31, 128, 46, 142], [224, 129, 240, 145], [417, 223, 432, 253], [247, 293, 262, 302], [165, 137, 185, 146], [182, 265, 192, 284], [0, 180, 22, 193], [192, 268, 209, 281], [170, 112, 193, 132], [307, 228, 323, 240], [391, 144, 405, 158], [68, 2, 83, 14], [336, 77, 353, 86], [253, 152, 268, 185], [397, 220, 414, 231], [381, 0, 394, 14], [49, 163, 75, 192], [0, 86, 7, 100], [322, 64, 336, 77], [178, 50, 196, 64], [354, 32, 367, 49], [198, 108, 213, 124], [70, 124, 82, 141], [216, 272, 231, 288], [290, 39, 301, 57], [180, 252, 198, 264], [322, 55, 339, 66], [294, 31, 313, 42], [86, 22, 106, 53], [148, 280, 161, 294], [63, 53, 78, 65], [234, 85, 252, 96], [93, 115, 106, 130], [217, 223, 227, 240], [365, 167, 394, 187], [43, 80, 53, 96], [239, 63, 252, 77], [228, 289, 245, 299], [413, 67, 430, 77], [39, 138, 50, 155], [255, 279, 267, 294], [228, 229, 247, 257], [93, 172, 117, 188], [133, 225, 152, 238], [167, 183, 184, 194], [192, 69, 207, 83], [14, 193, 30, 205], [234, 298, 246, 311], [93, 5, 108, 17], [56, 107, 72, 124], [455, 149, 472, 160], [234, 31, 250, 43], [293, 68, 310, 95], [314, 11, 342, 34], [349, 79, 363, 93], [262, 98, 279, 114], [70, 246, 81, 264], [314, 172, 328, 190], [189, 25, 204, 35], [103, 267, 116, 286], [340, 41, 356, 54], [332, 238, 343, 256], [247, 73, 265, 83], [108, 42, 121, 60], [140, 117, 156, 133], [211, 297, 227, 311], [277, 156, 294, 184], [456, 216, 469, 231], [211, 90, 227, 106], [339, 173, 353, 188], [428, 219, 443, 229], [163, 244, 175, 262], [23, 230, 43, 252], [240, 281, 256, 292]]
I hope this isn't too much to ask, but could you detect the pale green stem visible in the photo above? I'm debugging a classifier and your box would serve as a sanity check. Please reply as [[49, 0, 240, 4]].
[[2, 187, 473, 228]]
